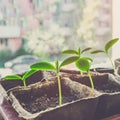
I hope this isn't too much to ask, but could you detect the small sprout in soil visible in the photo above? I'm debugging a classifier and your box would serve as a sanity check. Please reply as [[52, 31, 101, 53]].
[[75, 57, 94, 89], [30, 57, 78, 105], [5, 70, 36, 87], [91, 38, 119, 72]]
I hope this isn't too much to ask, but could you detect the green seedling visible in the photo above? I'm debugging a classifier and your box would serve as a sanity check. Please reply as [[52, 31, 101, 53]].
[[62, 47, 92, 58], [62, 47, 92, 75], [5, 70, 36, 87], [75, 57, 94, 89], [91, 38, 119, 72], [30, 56, 78, 105]]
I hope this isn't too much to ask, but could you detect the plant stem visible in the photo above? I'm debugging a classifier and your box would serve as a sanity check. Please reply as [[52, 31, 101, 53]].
[[57, 72, 62, 105], [23, 80, 26, 87], [106, 54, 115, 72], [80, 71, 83, 76], [88, 72, 94, 89]]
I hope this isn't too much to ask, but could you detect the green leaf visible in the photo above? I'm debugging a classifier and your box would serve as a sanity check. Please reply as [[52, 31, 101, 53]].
[[31, 62, 56, 71], [91, 50, 104, 54], [105, 38, 119, 53], [82, 57, 93, 62], [75, 58, 91, 72], [62, 49, 78, 55], [5, 75, 22, 80], [81, 47, 92, 54], [23, 70, 37, 80], [60, 56, 79, 67]]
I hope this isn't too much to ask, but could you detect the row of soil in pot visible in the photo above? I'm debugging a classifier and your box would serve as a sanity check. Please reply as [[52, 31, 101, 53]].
[[0, 69, 120, 120]]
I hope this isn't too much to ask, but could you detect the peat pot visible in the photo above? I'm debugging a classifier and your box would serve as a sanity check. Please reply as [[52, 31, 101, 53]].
[[9, 77, 99, 120], [61, 69, 120, 119], [0, 70, 56, 98]]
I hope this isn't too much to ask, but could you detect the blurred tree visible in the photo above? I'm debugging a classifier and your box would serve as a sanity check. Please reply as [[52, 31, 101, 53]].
[[24, 24, 67, 60], [77, 0, 101, 47]]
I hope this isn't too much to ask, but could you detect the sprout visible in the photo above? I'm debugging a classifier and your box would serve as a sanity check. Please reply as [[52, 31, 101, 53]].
[[62, 47, 94, 89], [5, 70, 36, 87], [30, 56, 78, 105], [91, 38, 119, 72]]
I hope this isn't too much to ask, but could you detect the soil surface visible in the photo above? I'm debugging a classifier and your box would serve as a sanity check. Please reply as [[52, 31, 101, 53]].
[[21, 94, 77, 113]]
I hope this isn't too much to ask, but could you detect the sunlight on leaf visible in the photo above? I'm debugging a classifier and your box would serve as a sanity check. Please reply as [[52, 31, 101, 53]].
[[60, 56, 79, 67], [62, 50, 78, 55], [91, 50, 104, 54], [31, 62, 55, 70], [81, 47, 92, 54], [105, 38, 119, 53], [5, 75, 22, 80], [23, 70, 37, 80]]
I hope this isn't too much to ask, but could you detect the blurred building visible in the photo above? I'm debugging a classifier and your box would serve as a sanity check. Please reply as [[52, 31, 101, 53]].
[[0, 26, 21, 52], [96, 0, 112, 41], [0, 0, 112, 52]]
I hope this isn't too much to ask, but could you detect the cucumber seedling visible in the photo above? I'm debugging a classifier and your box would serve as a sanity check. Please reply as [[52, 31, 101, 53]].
[[5, 70, 36, 87], [62, 47, 94, 89], [91, 38, 119, 72], [62, 47, 92, 75], [30, 56, 78, 106]]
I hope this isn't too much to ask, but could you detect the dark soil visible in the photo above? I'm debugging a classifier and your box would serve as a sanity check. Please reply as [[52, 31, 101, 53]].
[[21, 94, 77, 113], [62, 73, 120, 93]]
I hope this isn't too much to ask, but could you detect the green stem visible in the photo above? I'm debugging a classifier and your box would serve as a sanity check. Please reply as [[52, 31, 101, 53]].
[[57, 72, 62, 105], [23, 80, 26, 87], [93, 68, 96, 72], [88, 72, 94, 89], [80, 71, 83, 76], [107, 54, 115, 72]]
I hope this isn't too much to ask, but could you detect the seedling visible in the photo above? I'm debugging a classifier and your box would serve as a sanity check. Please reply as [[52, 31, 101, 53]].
[[62, 47, 92, 75], [30, 56, 78, 105], [62, 47, 94, 89], [62, 47, 92, 58], [75, 57, 94, 89], [5, 70, 36, 87], [91, 38, 119, 72]]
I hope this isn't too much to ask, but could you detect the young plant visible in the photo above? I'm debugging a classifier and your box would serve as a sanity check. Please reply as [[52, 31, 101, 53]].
[[91, 38, 119, 72], [62, 47, 92, 75], [75, 57, 94, 89], [5, 70, 36, 87], [30, 57, 78, 105], [62, 47, 94, 89], [62, 47, 92, 58]]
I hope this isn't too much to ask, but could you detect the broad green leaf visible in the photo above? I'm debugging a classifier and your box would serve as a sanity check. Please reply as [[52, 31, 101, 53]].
[[60, 56, 79, 67], [31, 62, 55, 70], [75, 58, 90, 72], [91, 50, 104, 54], [62, 49, 78, 55], [5, 75, 22, 80], [23, 70, 37, 80], [105, 38, 119, 53], [81, 47, 92, 54]]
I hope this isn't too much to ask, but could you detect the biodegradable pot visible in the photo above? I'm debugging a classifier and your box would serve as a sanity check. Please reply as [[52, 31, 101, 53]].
[[114, 58, 120, 68], [0, 70, 56, 98], [9, 77, 99, 120], [91, 68, 114, 74], [102, 114, 120, 120], [0, 94, 22, 120], [61, 70, 120, 119]]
